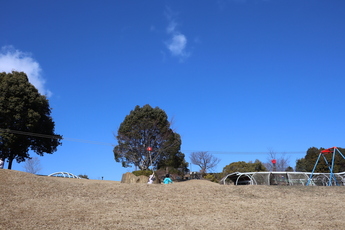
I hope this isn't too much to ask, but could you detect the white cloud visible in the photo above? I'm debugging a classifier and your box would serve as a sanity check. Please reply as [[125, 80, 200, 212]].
[[167, 33, 188, 56], [165, 13, 190, 60], [0, 46, 52, 97]]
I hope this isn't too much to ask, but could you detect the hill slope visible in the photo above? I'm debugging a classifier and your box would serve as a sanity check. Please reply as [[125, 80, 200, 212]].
[[1, 169, 344, 229]]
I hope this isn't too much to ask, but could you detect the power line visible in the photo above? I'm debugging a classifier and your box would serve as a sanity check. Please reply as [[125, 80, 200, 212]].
[[0, 128, 114, 146], [183, 150, 305, 155], [62, 137, 114, 146], [0, 128, 307, 153], [0, 128, 61, 139]]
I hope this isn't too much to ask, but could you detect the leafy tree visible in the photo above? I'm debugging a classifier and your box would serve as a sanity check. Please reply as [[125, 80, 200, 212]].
[[223, 160, 267, 175], [0, 71, 62, 169], [190, 151, 220, 174], [296, 147, 345, 173], [157, 147, 188, 173], [155, 132, 188, 171], [113, 104, 184, 170]]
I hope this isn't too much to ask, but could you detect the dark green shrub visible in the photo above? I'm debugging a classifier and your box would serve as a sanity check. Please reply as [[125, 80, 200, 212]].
[[204, 173, 222, 183], [78, 174, 89, 179], [132, 170, 153, 177]]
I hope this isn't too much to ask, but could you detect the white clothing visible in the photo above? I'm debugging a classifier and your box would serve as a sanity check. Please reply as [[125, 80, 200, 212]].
[[148, 174, 154, 184]]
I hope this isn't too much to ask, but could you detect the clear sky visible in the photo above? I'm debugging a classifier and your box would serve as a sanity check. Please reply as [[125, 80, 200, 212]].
[[1, 0, 344, 181]]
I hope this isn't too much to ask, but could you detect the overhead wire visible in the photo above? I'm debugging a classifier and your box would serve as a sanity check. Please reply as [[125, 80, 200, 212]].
[[0, 128, 61, 139], [183, 150, 305, 155], [0, 128, 306, 154], [0, 128, 114, 146]]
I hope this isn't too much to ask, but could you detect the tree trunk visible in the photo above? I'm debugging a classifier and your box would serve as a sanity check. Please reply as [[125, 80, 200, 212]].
[[8, 158, 13, 169]]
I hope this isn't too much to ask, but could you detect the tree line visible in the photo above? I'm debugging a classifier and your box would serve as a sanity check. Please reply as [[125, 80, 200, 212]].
[[1, 71, 345, 179]]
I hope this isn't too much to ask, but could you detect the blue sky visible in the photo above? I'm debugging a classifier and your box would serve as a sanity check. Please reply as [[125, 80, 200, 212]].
[[1, 0, 344, 180]]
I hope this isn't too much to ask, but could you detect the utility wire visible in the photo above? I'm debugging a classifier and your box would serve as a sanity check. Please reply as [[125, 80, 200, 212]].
[[0, 128, 114, 146], [62, 137, 114, 146], [183, 150, 305, 155], [0, 128, 306, 154], [0, 128, 61, 139]]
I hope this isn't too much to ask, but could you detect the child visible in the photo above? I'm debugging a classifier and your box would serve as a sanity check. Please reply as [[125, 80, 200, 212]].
[[163, 174, 173, 184], [148, 173, 155, 184]]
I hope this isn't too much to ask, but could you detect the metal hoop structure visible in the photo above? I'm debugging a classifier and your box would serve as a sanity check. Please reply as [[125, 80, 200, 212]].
[[48, 172, 81, 179], [220, 171, 345, 186]]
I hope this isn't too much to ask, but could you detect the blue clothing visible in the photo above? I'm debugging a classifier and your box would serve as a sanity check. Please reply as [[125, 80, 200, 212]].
[[163, 177, 173, 184]]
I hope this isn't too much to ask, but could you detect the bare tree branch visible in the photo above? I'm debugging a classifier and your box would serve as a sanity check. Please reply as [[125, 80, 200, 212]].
[[190, 151, 220, 174], [264, 148, 290, 171], [23, 157, 42, 174]]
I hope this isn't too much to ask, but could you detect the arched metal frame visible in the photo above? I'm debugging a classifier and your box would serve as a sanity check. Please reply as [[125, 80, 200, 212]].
[[220, 171, 345, 186], [48, 172, 81, 179]]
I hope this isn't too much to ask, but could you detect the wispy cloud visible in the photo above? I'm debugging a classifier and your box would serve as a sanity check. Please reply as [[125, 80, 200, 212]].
[[165, 10, 190, 60], [0, 46, 52, 97]]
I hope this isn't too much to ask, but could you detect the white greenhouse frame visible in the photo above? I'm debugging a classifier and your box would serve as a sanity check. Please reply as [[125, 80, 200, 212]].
[[48, 172, 81, 179], [220, 171, 345, 186]]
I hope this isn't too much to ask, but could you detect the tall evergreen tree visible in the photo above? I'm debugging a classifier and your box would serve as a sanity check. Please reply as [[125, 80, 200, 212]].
[[296, 147, 345, 173], [113, 104, 185, 170], [0, 71, 62, 169]]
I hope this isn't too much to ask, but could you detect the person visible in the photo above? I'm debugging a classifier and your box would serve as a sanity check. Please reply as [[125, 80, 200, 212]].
[[148, 173, 155, 184], [163, 174, 173, 184], [0, 158, 4, 169]]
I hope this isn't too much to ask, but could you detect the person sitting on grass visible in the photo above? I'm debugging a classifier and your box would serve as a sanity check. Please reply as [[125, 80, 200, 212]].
[[163, 174, 173, 184], [148, 173, 155, 184]]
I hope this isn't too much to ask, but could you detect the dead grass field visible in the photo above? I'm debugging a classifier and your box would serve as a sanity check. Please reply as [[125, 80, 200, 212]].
[[1, 169, 345, 230]]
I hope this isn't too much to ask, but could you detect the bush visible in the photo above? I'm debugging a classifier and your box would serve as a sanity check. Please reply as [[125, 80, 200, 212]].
[[78, 174, 89, 179], [204, 173, 222, 183], [132, 170, 153, 177]]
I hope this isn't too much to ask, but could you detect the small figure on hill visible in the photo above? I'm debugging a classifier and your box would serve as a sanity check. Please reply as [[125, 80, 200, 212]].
[[163, 174, 173, 184], [148, 173, 155, 184], [0, 158, 4, 169]]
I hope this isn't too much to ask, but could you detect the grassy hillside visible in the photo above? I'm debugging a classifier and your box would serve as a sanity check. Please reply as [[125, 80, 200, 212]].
[[1, 169, 344, 229]]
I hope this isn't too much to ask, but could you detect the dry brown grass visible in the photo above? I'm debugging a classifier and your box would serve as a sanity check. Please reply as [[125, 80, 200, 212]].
[[1, 169, 345, 230]]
